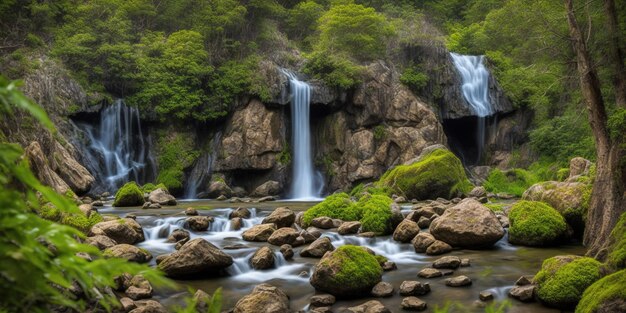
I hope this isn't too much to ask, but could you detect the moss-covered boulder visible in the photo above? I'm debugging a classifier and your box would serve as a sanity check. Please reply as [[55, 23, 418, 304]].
[[508, 201, 568, 246], [310, 245, 383, 297], [576, 269, 626, 313], [113, 182, 144, 207], [606, 212, 626, 271], [377, 148, 472, 200], [302, 193, 358, 226], [534, 255, 603, 309]]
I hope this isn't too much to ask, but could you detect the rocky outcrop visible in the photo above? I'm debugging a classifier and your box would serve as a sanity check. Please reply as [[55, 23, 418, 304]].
[[234, 284, 290, 313], [157, 238, 233, 278]]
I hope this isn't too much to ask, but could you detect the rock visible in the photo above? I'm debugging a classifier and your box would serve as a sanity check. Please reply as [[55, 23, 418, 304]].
[[251, 180, 281, 197], [78, 204, 95, 217], [468, 186, 487, 198], [232, 186, 247, 197], [157, 238, 233, 278], [509, 285, 535, 302], [446, 275, 472, 287], [267, 227, 299, 246], [522, 181, 589, 231], [393, 220, 420, 243], [113, 182, 145, 207], [425, 240, 452, 255], [230, 207, 251, 219], [24, 141, 86, 196], [185, 216, 211, 231], [411, 233, 435, 253], [399, 281, 430, 296], [417, 268, 442, 278], [358, 232, 377, 238], [401, 297, 427, 311], [120, 297, 137, 312], [207, 180, 233, 198], [280, 244, 294, 260], [311, 307, 333, 313], [433, 256, 461, 269], [344, 300, 390, 313], [85, 235, 117, 250], [216, 195, 227, 200], [234, 283, 290, 313], [104, 244, 152, 263], [295, 212, 304, 226], [231, 217, 243, 230], [382, 261, 397, 271], [250, 246, 275, 270], [310, 294, 336, 307], [479, 291, 494, 301], [129, 300, 167, 313], [184, 207, 198, 216], [166, 229, 190, 245], [242, 223, 276, 242], [417, 216, 431, 229], [371, 282, 394, 297], [306, 227, 323, 238], [311, 217, 335, 229], [126, 275, 153, 300], [193, 289, 211, 312], [223, 243, 248, 250], [569, 157, 592, 178], [262, 207, 295, 228], [92, 200, 104, 206], [91, 219, 144, 244], [300, 230, 318, 243], [460, 258, 471, 267], [515, 275, 534, 286], [301, 237, 335, 258], [148, 188, 176, 206], [508, 201, 568, 246], [429, 198, 504, 248]]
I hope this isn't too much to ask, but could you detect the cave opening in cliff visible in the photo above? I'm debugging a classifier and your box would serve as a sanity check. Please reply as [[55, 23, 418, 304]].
[[443, 116, 495, 166]]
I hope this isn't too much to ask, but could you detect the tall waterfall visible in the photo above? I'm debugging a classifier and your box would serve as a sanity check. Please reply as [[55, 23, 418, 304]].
[[450, 53, 494, 163], [283, 71, 323, 200], [184, 131, 222, 199], [71, 100, 155, 193]]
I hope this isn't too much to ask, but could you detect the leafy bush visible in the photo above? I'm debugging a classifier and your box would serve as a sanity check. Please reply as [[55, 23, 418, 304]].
[[303, 50, 364, 88], [155, 131, 199, 194], [483, 168, 538, 197], [529, 113, 596, 163], [535, 256, 603, 308], [576, 269, 626, 313], [508, 201, 567, 246], [141, 183, 168, 193], [400, 63, 429, 93]]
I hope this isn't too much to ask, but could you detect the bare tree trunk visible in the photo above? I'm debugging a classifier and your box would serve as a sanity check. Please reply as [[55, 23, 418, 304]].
[[565, 0, 626, 259], [604, 0, 626, 108]]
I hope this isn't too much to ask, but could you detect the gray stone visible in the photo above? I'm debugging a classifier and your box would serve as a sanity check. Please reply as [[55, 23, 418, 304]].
[[371, 282, 394, 297]]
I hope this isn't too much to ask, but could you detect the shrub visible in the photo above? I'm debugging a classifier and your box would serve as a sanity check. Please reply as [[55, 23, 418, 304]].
[[303, 51, 364, 89], [606, 212, 626, 271], [484, 168, 538, 197], [155, 131, 199, 194], [508, 201, 567, 246], [576, 269, 626, 313], [400, 63, 429, 93], [535, 256, 603, 308], [113, 181, 144, 207], [142, 183, 168, 193]]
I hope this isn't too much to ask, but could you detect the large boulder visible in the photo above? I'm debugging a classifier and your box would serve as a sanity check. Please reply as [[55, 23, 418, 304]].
[[250, 247, 275, 270], [262, 207, 295, 228], [251, 181, 282, 197], [148, 188, 176, 206], [206, 180, 233, 198], [185, 216, 212, 231], [310, 245, 383, 297], [267, 227, 299, 246], [300, 237, 335, 258], [522, 181, 591, 232], [393, 219, 420, 243], [90, 218, 144, 244], [242, 223, 276, 242], [113, 182, 144, 207], [412, 232, 436, 253], [104, 244, 152, 263], [234, 283, 290, 313], [576, 269, 626, 313], [157, 238, 233, 278], [508, 201, 568, 246], [429, 198, 504, 248]]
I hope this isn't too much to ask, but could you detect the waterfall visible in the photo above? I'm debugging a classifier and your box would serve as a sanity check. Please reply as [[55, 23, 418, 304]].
[[450, 53, 494, 163], [283, 71, 323, 200], [184, 131, 222, 199]]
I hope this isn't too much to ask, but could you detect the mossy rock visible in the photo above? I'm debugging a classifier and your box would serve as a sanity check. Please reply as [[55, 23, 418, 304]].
[[576, 269, 626, 313], [484, 168, 538, 197], [508, 201, 568, 246], [376, 148, 472, 200], [302, 193, 358, 226], [534, 255, 603, 309], [606, 212, 626, 270], [113, 182, 144, 207], [142, 183, 168, 193], [310, 245, 383, 297], [37, 203, 61, 222], [60, 212, 104, 233]]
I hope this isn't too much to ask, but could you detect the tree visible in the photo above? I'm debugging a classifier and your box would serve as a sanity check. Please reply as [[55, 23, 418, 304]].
[[603, 0, 626, 107], [564, 0, 626, 259]]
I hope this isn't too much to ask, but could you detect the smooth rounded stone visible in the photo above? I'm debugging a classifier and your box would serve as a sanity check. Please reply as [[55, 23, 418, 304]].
[[515, 275, 534, 286], [411, 233, 436, 253], [280, 244, 294, 260], [468, 186, 487, 198], [90, 218, 144, 244], [310, 294, 336, 307], [311, 217, 335, 229], [92, 200, 104, 207], [371, 282, 394, 297], [338, 221, 361, 235], [184, 207, 198, 216], [250, 246, 275, 270], [306, 227, 323, 238], [257, 195, 277, 202], [414, 206, 436, 219], [441, 269, 454, 276], [242, 223, 276, 242], [262, 207, 295, 228], [401, 297, 427, 311], [301, 237, 335, 258], [157, 238, 233, 278], [104, 244, 152, 263], [344, 300, 390, 313], [120, 297, 136, 312], [479, 291, 494, 301], [425, 240, 452, 255], [393, 219, 420, 243], [229, 207, 251, 219], [148, 188, 176, 206], [233, 283, 289, 313], [155, 254, 167, 265], [129, 300, 167, 313], [332, 219, 343, 228], [417, 268, 442, 278], [293, 236, 306, 247], [166, 229, 190, 244], [432, 256, 461, 269], [78, 203, 95, 217], [460, 258, 471, 267], [405, 211, 419, 222], [310, 307, 333, 313], [223, 243, 248, 250], [126, 275, 153, 300], [85, 235, 117, 250], [267, 227, 299, 246], [430, 198, 505, 248], [231, 217, 243, 230], [382, 261, 397, 271], [185, 216, 211, 231], [251, 180, 281, 197], [497, 215, 509, 228], [445, 275, 472, 287], [394, 196, 407, 203], [399, 281, 430, 296], [358, 232, 377, 238], [509, 284, 535, 302], [141, 202, 151, 209], [300, 230, 318, 243], [417, 216, 431, 229]]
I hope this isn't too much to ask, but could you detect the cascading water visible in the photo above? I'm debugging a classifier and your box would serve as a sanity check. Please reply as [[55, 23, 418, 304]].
[[184, 131, 222, 199], [450, 53, 494, 163]]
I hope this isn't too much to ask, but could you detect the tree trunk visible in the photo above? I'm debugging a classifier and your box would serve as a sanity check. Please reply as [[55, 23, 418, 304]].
[[565, 0, 626, 259], [604, 0, 626, 108]]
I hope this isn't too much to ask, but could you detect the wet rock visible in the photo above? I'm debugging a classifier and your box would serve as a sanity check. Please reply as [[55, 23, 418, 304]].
[[414, 207, 436, 219], [399, 281, 430, 296], [257, 195, 276, 202], [207, 180, 233, 198], [311, 217, 335, 229], [382, 261, 397, 271], [231, 217, 243, 230], [126, 275, 153, 300], [344, 300, 390, 313], [120, 297, 136, 312], [166, 229, 190, 244], [184, 207, 198, 216], [371, 282, 394, 297], [460, 258, 471, 267], [301, 237, 335, 258], [158, 238, 233, 278], [300, 230, 318, 243], [432, 256, 461, 269], [251, 180, 281, 197], [311, 307, 333, 313], [223, 243, 248, 250], [280, 244, 294, 260], [85, 235, 117, 250], [417, 268, 442, 278], [295, 212, 304, 226], [193, 289, 211, 313], [468, 186, 487, 198], [129, 300, 167, 313], [148, 188, 176, 206], [446, 275, 472, 287], [262, 207, 295, 228], [306, 227, 323, 238], [267, 227, 299, 246], [310, 294, 336, 307], [104, 244, 152, 263], [233, 283, 290, 313], [497, 215, 509, 228], [293, 236, 306, 247], [401, 297, 427, 311], [155, 255, 167, 265], [479, 291, 494, 301], [425, 240, 452, 255], [242, 223, 276, 242], [509, 284, 535, 302], [393, 220, 420, 243], [185, 216, 211, 231], [78, 204, 95, 217], [230, 207, 251, 219], [90, 218, 144, 244], [515, 275, 534, 286], [417, 216, 431, 229], [332, 219, 343, 228], [250, 246, 275, 270], [411, 233, 435, 253], [358, 232, 377, 238], [92, 200, 104, 206]]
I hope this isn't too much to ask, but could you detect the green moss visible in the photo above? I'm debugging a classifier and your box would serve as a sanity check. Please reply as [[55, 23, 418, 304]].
[[318, 245, 382, 294], [373, 125, 386, 140], [607, 212, 626, 270], [302, 193, 360, 226], [576, 269, 626, 313], [557, 168, 570, 181], [374, 254, 388, 265], [377, 148, 472, 200], [113, 182, 144, 207], [277, 142, 291, 165], [358, 194, 393, 234], [349, 183, 393, 198], [38, 203, 61, 222], [484, 168, 538, 197], [156, 131, 199, 193], [142, 183, 168, 193], [508, 201, 567, 246], [484, 203, 505, 213], [60, 212, 103, 233], [535, 256, 603, 308]]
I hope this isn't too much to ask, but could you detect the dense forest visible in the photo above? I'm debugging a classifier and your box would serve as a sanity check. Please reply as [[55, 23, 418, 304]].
[[1, 0, 626, 312]]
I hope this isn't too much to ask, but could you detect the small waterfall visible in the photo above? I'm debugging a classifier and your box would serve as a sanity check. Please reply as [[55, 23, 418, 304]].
[[283, 70, 324, 200], [184, 131, 222, 199]]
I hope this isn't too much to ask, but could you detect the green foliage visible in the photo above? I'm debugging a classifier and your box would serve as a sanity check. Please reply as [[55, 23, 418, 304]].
[[286, 0, 324, 42], [318, 245, 382, 292], [508, 201, 567, 246], [302, 193, 359, 226], [60, 211, 104, 234], [483, 168, 537, 197], [113, 181, 144, 207], [606, 212, 626, 271], [484, 202, 505, 213], [172, 288, 223, 313], [608, 108, 626, 142], [208, 54, 272, 107], [400, 63, 429, 93], [529, 113, 595, 162], [358, 194, 393, 233], [534, 256, 603, 309], [303, 50, 364, 88], [156, 131, 199, 193], [373, 125, 386, 140], [277, 142, 291, 165], [377, 148, 472, 200], [576, 269, 626, 313], [141, 183, 168, 193]]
